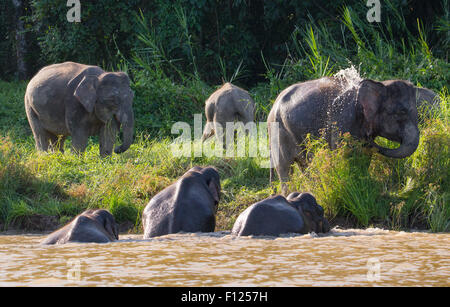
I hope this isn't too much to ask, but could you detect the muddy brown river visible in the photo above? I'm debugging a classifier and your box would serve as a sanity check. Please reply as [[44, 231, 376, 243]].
[[0, 228, 448, 286]]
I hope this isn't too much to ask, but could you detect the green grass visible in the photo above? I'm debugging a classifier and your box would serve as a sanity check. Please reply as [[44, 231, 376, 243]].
[[0, 90, 448, 232], [0, 132, 274, 232]]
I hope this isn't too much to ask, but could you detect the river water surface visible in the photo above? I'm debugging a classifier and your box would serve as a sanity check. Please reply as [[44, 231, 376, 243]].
[[0, 228, 448, 286]]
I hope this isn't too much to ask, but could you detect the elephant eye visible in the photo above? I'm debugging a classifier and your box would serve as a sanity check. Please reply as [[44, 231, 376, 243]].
[[393, 105, 408, 118], [104, 97, 119, 106], [397, 109, 408, 118]]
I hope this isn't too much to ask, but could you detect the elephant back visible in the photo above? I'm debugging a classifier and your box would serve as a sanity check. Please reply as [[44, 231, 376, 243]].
[[232, 196, 305, 237]]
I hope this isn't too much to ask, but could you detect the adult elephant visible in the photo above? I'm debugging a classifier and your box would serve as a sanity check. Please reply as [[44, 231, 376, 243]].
[[268, 77, 420, 194], [41, 209, 118, 244], [202, 83, 255, 142], [415, 87, 440, 117], [232, 192, 330, 237], [25, 62, 134, 157], [142, 166, 221, 238]]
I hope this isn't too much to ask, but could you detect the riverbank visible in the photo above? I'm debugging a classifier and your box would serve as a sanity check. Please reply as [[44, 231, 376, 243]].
[[1, 96, 448, 233]]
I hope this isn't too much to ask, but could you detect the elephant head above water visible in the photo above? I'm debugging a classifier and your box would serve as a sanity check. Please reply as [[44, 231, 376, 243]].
[[142, 166, 221, 238], [41, 209, 119, 244], [25, 61, 134, 156], [231, 192, 330, 237], [268, 76, 420, 194], [286, 192, 330, 234]]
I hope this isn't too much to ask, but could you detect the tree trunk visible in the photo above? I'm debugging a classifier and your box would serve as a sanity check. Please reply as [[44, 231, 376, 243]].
[[12, 0, 27, 80]]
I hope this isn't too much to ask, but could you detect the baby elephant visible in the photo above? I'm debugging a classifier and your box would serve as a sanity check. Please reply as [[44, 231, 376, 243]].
[[202, 83, 256, 142], [142, 166, 221, 238], [232, 192, 330, 237], [41, 209, 119, 244], [25, 61, 134, 157]]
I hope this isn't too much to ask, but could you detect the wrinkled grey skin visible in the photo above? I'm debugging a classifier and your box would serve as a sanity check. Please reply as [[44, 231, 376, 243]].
[[415, 87, 440, 118], [25, 62, 134, 157], [202, 83, 256, 142], [142, 166, 221, 238], [268, 77, 420, 194], [232, 192, 330, 237], [41, 209, 118, 244]]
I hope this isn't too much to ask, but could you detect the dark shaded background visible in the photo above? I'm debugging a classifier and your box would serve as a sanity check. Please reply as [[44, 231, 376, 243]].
[[1, 0, 446, 86]]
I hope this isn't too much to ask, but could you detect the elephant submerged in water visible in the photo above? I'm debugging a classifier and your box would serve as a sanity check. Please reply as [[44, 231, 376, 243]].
[[202, 83, 255, 142], [232, 192, 330, 237], [25, 61, 134, 157], [268, 76, 421, 194], [142, 166, 221, 238], [41, 209, 118, 244]]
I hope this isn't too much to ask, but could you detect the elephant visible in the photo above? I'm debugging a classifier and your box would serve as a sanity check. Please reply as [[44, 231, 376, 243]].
[[231, 192, 330, 237], [142, 166, 221, 238], [415, 87, 440, 117], [25, 61, 134, 157], [268, 77, 420, 194], [41, 209, 118, 244], [202, 82, 256, 143]]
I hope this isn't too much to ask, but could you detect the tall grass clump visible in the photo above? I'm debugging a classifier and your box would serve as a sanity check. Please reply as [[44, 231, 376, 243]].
[[286, 90, 449, 231], [268, 1, 449, 92], [288, 134, 388, 227]]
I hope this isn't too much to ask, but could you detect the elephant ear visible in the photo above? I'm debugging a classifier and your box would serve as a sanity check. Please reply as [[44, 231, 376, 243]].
[[198, 167, 221, 204], [105, 218, 119, 241], [357, 79, 387, 137], [73, 75, 99, 113], [208, 180, 220, 204], [98, 210, 118, 240]]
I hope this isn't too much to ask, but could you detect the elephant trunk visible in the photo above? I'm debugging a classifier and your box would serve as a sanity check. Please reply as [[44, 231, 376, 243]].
[[375, 123, 420, 159], [114, 104, 134, 154]]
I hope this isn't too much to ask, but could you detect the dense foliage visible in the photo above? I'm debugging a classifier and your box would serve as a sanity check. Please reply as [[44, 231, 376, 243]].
[[1, 0, 448, 84]]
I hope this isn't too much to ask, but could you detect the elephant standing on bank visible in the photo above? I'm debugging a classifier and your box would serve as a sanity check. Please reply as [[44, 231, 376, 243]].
[[202, 83, 255, 142], [415, 87, 440, 117], [41, 209, 119, 244], [268, 77, 420, 194], [25, 61, 134, 157], [142, 166, 221, 238], [232, 192, 330, 237]]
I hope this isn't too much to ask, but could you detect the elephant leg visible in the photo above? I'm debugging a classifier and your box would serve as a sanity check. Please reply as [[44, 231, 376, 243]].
[[71, 129, 89, 155], [213, 119, 225, 148], [99, 120, 119, 157], [276, 153, 295, 196], [218, 112, 238, 152], [272, 126, 298, 196], [57, 136, 67, 153], [48, 135, 66, 153], [26, 106, 54, 151], [295, 146, 310, 171]]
